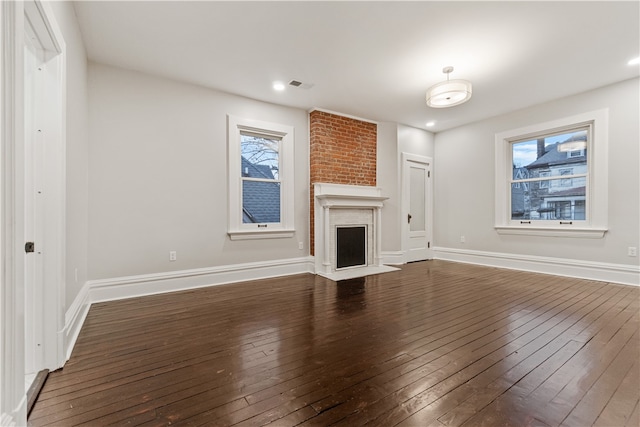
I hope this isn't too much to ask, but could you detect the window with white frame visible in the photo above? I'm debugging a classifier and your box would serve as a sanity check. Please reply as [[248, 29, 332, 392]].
[[227, 115, 294, 240], [495, 110, 608, 238]]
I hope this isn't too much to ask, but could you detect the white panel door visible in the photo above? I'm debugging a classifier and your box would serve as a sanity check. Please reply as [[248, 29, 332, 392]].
[[23, 15, 46, 379], [402, 154, 433, 263]]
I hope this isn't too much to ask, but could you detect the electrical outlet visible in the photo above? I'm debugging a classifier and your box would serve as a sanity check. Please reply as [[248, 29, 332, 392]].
[[628, 247, 637, 257], [298, 242, 304, 250], [169, 251, 177, 261], [460, 236, 466, 243]]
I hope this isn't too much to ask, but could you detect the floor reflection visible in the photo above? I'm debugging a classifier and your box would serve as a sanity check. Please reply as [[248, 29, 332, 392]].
[[335, 277, 367, 314]]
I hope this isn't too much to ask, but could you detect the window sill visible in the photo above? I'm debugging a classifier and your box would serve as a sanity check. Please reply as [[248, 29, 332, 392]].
[[228, 229, 295, 241], [495, 226, 607, 239]]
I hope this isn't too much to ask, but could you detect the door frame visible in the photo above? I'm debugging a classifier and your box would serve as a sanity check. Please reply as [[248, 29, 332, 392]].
[[401, 152, 433, 263], [1, 1, 66, 424]]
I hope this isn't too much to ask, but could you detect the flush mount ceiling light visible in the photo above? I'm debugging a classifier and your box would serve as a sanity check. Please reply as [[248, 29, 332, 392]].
[[426, 66, 472, 108]]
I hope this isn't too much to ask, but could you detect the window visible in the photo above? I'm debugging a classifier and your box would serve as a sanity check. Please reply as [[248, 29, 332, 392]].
[[538, 170, 551, 188], [559, 168, 573, 187], [227, 116, 294, 240], [495, 109, 608, 238], [241, 133, 281, 224]]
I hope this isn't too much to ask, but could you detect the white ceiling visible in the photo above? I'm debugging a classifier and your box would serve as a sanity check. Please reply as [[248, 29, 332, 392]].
[[73, 1, 639, 132]]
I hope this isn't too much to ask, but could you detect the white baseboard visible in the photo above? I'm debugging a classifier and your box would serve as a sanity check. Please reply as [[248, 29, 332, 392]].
[[87, 256, 315, 303], [433, 247, 640, 286], [63, 285, 91, 360], [380, 251, 405, 265], [63, 257, 315, 361]]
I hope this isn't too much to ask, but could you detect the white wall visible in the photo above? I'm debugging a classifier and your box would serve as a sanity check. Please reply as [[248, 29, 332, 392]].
[[434, 78, 640, 268], [50, 1, 89, 310], [378, 122, 400, 251], [378, 122, 434, 254], [398, 123, 434, 158], [87, 63, 309, 280]]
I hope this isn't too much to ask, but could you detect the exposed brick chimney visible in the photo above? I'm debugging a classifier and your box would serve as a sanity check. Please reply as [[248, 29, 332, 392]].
[[537, 138, 546, 159], [309, 110, 377, 255]]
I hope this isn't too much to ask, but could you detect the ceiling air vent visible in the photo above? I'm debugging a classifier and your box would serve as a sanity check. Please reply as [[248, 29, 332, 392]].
[[288, 79, 314, 90]]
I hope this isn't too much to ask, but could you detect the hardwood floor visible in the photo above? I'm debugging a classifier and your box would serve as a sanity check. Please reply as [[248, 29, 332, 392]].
[[29, 260, 639, 426]]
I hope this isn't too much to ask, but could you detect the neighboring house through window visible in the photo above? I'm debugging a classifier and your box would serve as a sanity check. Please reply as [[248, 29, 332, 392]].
[[241, 134, 281, 224], [228, 116, 295, 240], [495, 109, 608, 237]]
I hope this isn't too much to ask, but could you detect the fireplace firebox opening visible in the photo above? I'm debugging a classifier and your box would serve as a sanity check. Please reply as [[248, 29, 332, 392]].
[[336, 226, 367, 269]]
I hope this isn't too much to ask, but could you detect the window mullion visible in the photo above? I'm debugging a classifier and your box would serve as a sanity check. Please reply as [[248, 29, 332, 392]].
[[511, 172, 588, 184], [242, 177, 280, 184]]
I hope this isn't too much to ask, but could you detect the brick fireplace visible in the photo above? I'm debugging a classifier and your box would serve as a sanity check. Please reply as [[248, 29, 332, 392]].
[[309, 110, 377, 256]]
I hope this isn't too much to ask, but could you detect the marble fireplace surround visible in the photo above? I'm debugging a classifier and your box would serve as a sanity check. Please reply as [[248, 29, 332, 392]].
[[314, 183, 399, 281]]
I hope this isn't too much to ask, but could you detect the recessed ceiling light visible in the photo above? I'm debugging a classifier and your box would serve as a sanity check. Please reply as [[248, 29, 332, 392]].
[[426, 121, 435, 127], [628, 57, 640, 66], [273, 82, 285, 91]]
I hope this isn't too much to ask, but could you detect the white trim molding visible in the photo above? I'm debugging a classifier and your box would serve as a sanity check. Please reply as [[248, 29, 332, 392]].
[[308, 108, 378, 125], [228, 229, 296, 241], [380, 251, 405, 265], [88, 257, 314, 303], [433, 246, 639, 286], [227, 115, 295, 240], [495, 226, 607, 239], [1, 1, 26, 424], [63, 285, 90, 360], [63, 257, 315, 359]]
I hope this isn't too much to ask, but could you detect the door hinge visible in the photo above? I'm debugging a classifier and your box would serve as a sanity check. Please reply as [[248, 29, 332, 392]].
[[428, 171, 431, 178], [428, 241, 431, 248]]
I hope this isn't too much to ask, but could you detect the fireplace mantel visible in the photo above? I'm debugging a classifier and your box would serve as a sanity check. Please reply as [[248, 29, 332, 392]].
[[316, 193, 388, 208], [314, 183, 398, 281]]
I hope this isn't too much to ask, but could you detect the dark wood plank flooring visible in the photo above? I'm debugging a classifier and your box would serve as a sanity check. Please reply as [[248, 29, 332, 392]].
[[29, 260, 640, 426]]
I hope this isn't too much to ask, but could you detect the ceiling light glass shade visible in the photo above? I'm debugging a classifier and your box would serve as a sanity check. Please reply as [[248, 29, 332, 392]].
[[426, 79, 472, 108]]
